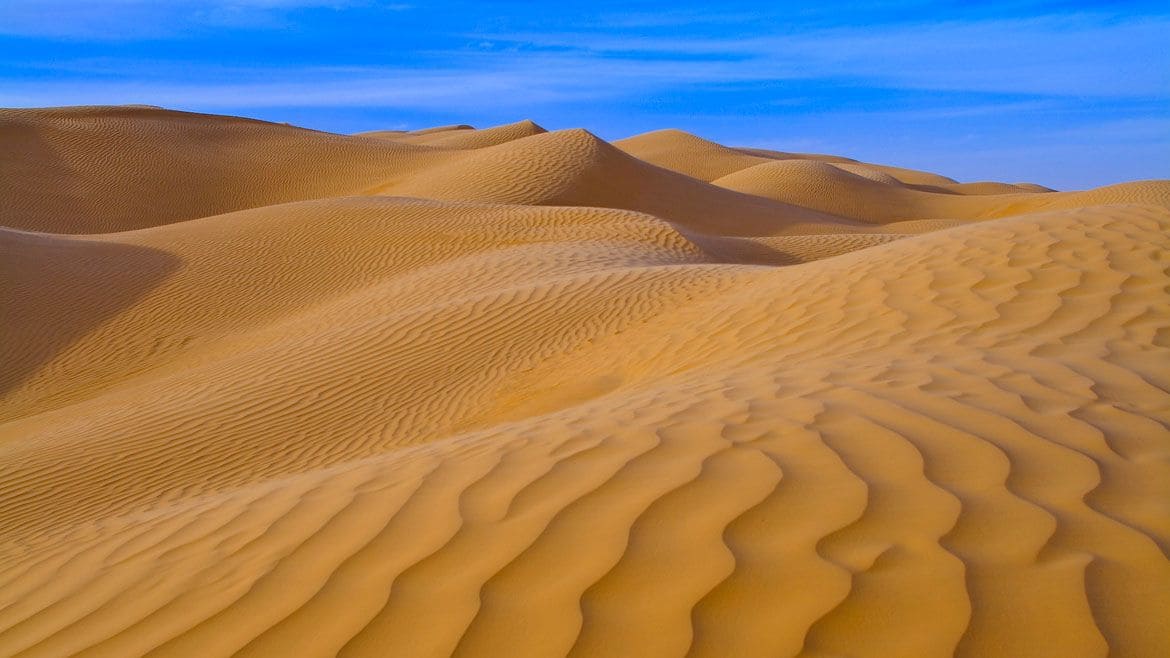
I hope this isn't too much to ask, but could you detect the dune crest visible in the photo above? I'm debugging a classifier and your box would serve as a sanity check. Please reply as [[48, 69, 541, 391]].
[[2, 107, 1168, 658]]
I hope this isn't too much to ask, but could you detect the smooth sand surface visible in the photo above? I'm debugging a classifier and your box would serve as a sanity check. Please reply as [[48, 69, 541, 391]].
[[2, 107, 1168, 657]]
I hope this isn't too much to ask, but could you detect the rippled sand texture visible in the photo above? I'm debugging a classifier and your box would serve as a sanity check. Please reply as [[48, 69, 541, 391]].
[[2, 106, 1169, 658]]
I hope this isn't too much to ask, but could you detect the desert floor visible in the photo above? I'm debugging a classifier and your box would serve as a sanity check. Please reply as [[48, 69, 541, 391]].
[[2, 106, 1168, 657]]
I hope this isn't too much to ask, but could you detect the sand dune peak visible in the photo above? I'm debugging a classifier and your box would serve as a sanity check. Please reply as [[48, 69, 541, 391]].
[[1, 106, 1167, 658]]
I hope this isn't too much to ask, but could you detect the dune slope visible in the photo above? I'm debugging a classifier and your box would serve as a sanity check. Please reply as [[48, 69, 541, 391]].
[[712, 159, 1170, 223], [1, 108, 1168, 658], [0, 107, 444, 233]]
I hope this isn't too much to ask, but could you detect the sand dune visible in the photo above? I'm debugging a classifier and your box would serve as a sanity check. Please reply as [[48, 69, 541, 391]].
[[617, 129, 965, 189], [422, 120, 548, 149], [375, 128, 885, 236], [712, 158, 1170, 223], [356, 121, 548, 149], [2, 107, 1168, 658], [0, 107, 445, 233], [613, 128, 776, 181]]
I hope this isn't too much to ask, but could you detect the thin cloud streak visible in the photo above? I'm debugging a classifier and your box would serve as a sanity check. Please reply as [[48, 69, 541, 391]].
[[1, 1, 1165, 188], [0, 0, 407, 39], [0, 66, 610, 110], [473, 14, 1170, 98]]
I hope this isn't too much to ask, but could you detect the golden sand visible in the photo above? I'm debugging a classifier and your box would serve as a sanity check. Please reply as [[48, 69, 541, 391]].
[[2, 106, 1168, 657]]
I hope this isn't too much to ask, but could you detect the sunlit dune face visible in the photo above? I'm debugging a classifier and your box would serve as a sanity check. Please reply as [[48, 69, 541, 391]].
[[1, 107, 1168, 658]]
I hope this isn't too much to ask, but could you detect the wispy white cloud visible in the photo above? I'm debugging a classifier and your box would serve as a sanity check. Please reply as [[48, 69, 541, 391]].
[[0, 0, 408, 39], [0, 2, 1164, 188], [0, 64, 605, 110], [5, 11, 1164, 113], [3, 4, 1165, 104], [472, 14, 1170, 98]]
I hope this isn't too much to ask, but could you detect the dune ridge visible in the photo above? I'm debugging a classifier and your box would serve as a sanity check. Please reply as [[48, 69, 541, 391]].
[[1, 107, 1168, 658]]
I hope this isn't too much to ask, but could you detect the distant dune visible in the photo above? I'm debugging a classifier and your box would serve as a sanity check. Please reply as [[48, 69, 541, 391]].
[[1, 106, 1168, 657]]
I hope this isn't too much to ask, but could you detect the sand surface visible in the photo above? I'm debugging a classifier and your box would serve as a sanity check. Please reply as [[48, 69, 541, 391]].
[[2, 106, 1168, 657]]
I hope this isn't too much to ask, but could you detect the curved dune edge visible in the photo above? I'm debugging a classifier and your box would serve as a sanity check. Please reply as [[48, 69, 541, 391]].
[[1, 107, 1168, 658]]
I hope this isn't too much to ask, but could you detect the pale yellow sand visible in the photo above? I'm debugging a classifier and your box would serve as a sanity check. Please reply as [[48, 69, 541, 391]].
[[1, 107, 1168, 658]]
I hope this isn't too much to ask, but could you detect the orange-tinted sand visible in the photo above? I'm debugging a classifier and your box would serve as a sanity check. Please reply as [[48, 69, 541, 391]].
[[2, 106, 1168, 657]]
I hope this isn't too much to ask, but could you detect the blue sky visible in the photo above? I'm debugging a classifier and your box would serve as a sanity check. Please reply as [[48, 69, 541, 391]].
[[1, 1, 1167, 189]]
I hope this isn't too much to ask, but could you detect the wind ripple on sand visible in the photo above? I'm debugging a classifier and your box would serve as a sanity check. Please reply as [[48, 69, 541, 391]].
[[1, 108, 1168, 657]]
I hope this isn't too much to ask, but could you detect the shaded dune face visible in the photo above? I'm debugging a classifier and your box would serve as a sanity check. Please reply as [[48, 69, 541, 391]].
[[1, 107, 1168, 658]]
